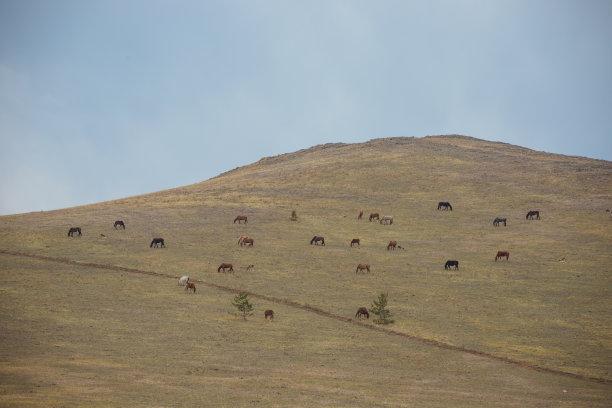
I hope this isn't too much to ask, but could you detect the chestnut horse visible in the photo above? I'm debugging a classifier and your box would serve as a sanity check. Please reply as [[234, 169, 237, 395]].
[[350, 238, 360, 247], [387, 240, 397, 250], [310, 236, 325, 245], [217, 263, 234, 272], [369, 213, 380, 222], [185, 282, 196, 293], [264, 309, 274, 321], [68, 227, 82, 237], [114, 220, 126, 229], [355, 307, 369, 319], [238, 235, 249, 245], [355, 264, 370, 273], [526, 210, 540, 220], [241, 238, 254, 247], [495, 251, 510, 261], [234, 215, 248, 224], [150, 238, 165, 248], [358, 210, 363, 220]]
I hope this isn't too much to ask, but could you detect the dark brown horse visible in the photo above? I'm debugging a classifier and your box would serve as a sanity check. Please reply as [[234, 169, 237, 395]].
[[495, 251, 510, 261], [234, 215, 248, 224], [310, 236, 325, 245], [387, 240, 397, 250], [217, 263, 234, 272], [355, 307, 369, 319], [68, 227, 82, 237], [369, 213, 379, 222], [185, 282, 196, 293], [355, 264, 370, 273], [526, 210, 540, 220], [350, 238, 360, 247], [150, 238, 165, 248], [444, 260, 459, 270], [358, 210, 363, 220], [437, 202, 453, 211], [114, 220, 125, 229], [264, 309, 274, 321], [241, 238, 254, 247]]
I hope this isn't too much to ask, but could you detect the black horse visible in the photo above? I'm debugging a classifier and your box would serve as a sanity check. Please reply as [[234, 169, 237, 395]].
[[114, 220, 126, 229], [493, 217, 507, 227], [526, 210, 540, 220], [68, 227, 82, 237], [310, 236, 325, 245], [150, 238, 165, 248], [444, 260, 459, 270], [437, 202, 453, 211]]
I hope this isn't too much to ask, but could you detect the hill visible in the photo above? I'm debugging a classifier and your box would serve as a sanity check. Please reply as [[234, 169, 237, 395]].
[[1, 135, 611, 406]]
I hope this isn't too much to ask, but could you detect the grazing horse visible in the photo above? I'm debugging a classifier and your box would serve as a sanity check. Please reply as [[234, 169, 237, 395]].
[[493, 217, 507, 227], [234, 215, 248, 224], [350, 238, 360, 247], [67, 227, 82, 237], [264, 309, 274, 321], [185, 282, 196, 293], [217, 263, 234, 273], [380, 215, 393, 225], [358, 210, 363, 220], [310, 236, 325, 245], [387, 240, 397, 250], [150, 238, 165, 248], [238, 235, 249, 245], [246, 264, 254, 272], [444, 260, 459, 270], [355, 264, 370, 273], [355, 307, 369, 319], [495, 251, 510, 261], [438, 202, 453, 211], [114, 220, 126, 229], [241, 237, 254, 247], [369, 213, 380, 222], [178, 275, 190, 286], [526, 210, 540, 220]]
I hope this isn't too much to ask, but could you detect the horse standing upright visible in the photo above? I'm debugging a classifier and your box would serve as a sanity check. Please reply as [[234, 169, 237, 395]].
[[526, 210, 540, 220], [264, 309, 274, 321], [310, 236, 325, 245], [437, 202, 453, 211], [67, 227, 82, 237]]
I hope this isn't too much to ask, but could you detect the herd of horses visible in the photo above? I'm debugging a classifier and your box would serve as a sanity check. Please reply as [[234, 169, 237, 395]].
[[65, 204, 541, 321]]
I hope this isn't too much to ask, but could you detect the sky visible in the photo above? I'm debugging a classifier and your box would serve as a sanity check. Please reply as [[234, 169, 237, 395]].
[[1, 0, 611, 215]]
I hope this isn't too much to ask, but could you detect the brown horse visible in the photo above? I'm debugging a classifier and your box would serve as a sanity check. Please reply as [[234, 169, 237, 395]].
[[185, 282, 196, 293], [234, 215, 248, 224], [358, 210, 363, 220], [114, 220, 125, 229], [355, 264, 370, 273], [218, 263, 234, 272], [264, 309, 274, 321], [387, 240, 397, 250], [241, 238, 254, 247], [355, 307, 369, 319], [246, 264, 254, 271], [369, 213, 379, 222], [495, 251, 510, 261], [350, 238, 360, 247]]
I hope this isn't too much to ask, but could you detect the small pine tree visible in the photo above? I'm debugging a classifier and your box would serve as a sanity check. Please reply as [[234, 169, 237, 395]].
[[291, 210, 298, 221], [232, 292, 254, 320], [370, 292, 394, 324]]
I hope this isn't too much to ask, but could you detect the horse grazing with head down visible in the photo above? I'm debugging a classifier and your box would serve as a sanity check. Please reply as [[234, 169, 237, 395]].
[[237, 235, 249, 245], [438, 202, 453, 211], [264, 309, 274, 321], [185, 282, 196, 293], [369, 213, 380, 222], [526, 210, 540, 220], [234, 215, 248, 224], [355, 264, 370, 273], [241, 237, 254, 247], [380, 215, 393, 225], [355, 307, 369, 319], [493, 217, 507, 227], [246, 264, 254, 272], [387, 240, 397, 250], [114, 220, 125, 229], [310, 236, 325, 245], [444, 260, 459, 270], [350, 238, 360, 247], [495, 251, 510, 261], [150, 238, 165, 248], [178, 275, 190, 286], [217, 263, 234, 273], [67, 227, 82, 237]]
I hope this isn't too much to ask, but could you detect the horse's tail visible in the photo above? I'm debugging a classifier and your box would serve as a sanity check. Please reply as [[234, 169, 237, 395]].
[[448, 204, 452, 211], [390, 218, 393, 224]]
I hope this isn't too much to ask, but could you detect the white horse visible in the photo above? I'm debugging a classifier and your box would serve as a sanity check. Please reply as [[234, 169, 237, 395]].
[[178, 276, 190, 286], [379, 215, 394, 225]]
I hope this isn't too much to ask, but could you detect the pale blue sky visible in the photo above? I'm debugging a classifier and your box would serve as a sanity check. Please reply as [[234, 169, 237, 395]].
[[1, 0, 611, 215]]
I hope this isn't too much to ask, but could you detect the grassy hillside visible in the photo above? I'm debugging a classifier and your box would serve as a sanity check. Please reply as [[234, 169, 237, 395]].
[[1, 135, 611, 406]]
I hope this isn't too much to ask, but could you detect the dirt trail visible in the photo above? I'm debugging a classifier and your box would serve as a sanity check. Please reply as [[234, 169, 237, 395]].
[[2, 248, 610, 385]]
